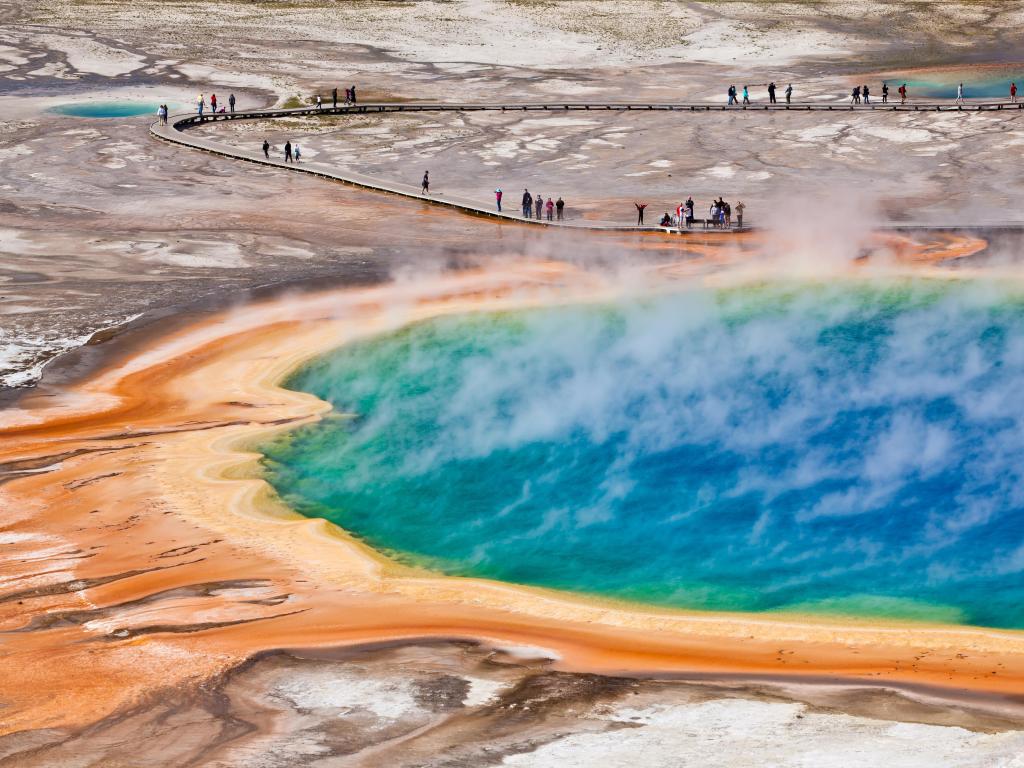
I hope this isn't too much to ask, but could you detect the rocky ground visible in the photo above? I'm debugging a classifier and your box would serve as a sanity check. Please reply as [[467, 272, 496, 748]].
[[4, 0, 1024, 763]]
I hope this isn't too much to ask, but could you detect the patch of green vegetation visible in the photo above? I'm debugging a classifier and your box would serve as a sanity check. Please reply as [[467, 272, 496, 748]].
[[281, 94, 305, 109]]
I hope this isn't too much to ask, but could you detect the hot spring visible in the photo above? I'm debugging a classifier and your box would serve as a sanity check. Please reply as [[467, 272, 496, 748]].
[[263, 279, 1024, 629], [50, 101, 170, 118]]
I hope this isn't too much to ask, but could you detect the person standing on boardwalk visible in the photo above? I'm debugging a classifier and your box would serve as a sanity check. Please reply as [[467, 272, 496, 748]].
[[635, 201, 647, 225], [768, 82, 776, 104], [350, 85, 357, 104], [495, 188, 502, 211], [556, 196, 564, 220], [736, 201, 745, 228], [229, 93, 236, 112], [882, 83, 889, 103], [294, 144, 302, 162], [546, 197, 554, 221], [727, 85, 737, 105], [863, 85, 870, 104], [535, 193, 544, 219], [785, 84, 793, 104], [742, 86, 750, 105], [957, 82, 965, 105], [284, 140, 292, 163], [1012, 83, 1018, 103], [211, 93, 218, 112], [899, 83, 907, 104], [421, 171, 429, 194], [851, 86, 860, 105], [262, 139, 270, 159], [522, 188, 532, 217], [316, 95, 322, 111], [197, 93, 204, 116], [332, 87, 338, 108], [685, 196, 695, 227]]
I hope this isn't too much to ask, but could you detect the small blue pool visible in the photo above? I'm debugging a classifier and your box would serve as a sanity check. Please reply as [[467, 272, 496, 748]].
[[882, 69, 1024, 100], [51, 101, 168, 118]]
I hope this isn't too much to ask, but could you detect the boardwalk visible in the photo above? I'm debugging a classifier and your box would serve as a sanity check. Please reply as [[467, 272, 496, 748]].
[[151, 100, 1024, 233]]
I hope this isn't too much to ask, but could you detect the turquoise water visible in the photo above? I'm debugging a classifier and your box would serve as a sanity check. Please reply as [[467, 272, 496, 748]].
[[888, 71, 1024, 99], [51, 101, 165, 118], [263, 280, 1024, 628]]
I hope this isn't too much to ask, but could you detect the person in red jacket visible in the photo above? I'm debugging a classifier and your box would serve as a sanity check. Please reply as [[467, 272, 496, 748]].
[[211, 93, 217, 112], [495, 188, 502, 211], [635, 201, 647, 225]]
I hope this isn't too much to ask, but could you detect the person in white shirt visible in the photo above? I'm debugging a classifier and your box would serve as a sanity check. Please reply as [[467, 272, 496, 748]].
[[957, 82, 965, 105]]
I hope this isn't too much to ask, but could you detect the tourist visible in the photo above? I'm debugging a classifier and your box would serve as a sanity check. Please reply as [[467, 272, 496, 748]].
[[546, 197, 554, 221], [660, 212, 672, 227], [157, 104, 166, 125], [556, 196, 564, 220], [495, 187, 502, 211], [350, 85, 357, 104], [742, 85, 750, 105], [957, 82, 965, 105], [863, 85, 870, 104], [535, 193, 543, 219], [736, 200, 745, 228], [332, 87, 338, 108], [229, 93, 236, 112], [1012, 83, 1018, 103], [344, 87, 351, 104], [785, 84, 793, 104], [635, 201, 647, 225], [262, 139, 270, 159], [421, 171, 429, 194], [294, 144, 301, 162], [197, 93, 204, 116], [522, 188, 532, 217], [211, 93, 218, 112], [768, 81, 776, 104], [675, 202, 684, 228], [851, 86, 860, 105], [724, 200, 732, 227], [316, 95, 322, 111], [899, 83, 907, 104], [727, 85, 737, 105], [284, 140, 292, 163], [685, 196, 695, 227], [882, 83, 889, 103]]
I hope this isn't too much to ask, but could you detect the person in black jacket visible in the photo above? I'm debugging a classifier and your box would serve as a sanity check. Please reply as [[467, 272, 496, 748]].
[[768, 82, 776, 104], [262, 139, 270, 159], [522, 189, 532, 217], [555, 197, 564, 220]]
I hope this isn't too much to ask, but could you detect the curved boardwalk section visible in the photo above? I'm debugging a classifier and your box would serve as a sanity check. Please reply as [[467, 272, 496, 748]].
[[151, 100, 1024, 232]]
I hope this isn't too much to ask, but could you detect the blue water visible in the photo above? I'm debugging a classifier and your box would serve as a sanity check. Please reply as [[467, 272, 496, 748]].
[[51, 101, 165, 118], [263, 280, 1024, 628], [886, 70, 1024, 99]]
